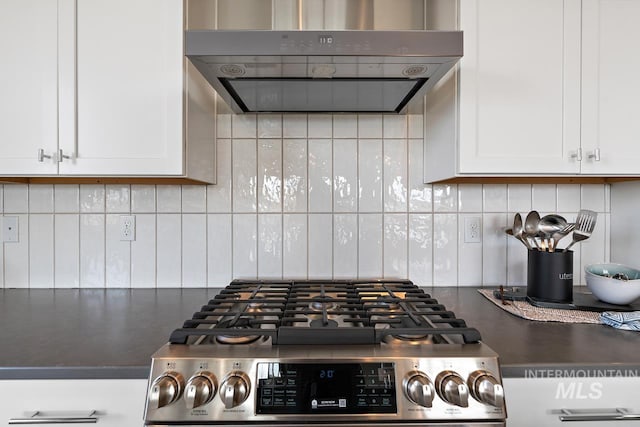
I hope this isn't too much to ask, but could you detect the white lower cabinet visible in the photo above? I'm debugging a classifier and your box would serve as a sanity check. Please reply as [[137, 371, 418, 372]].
[[503, 376, 640, 426], [0, 379, 147, 427]]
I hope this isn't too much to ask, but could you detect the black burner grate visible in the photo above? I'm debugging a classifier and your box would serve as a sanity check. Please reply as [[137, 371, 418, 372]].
[[168, 279, 481, 345]]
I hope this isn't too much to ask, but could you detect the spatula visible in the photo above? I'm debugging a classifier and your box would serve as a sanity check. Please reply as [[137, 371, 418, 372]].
[[563, 210, 597, 252]]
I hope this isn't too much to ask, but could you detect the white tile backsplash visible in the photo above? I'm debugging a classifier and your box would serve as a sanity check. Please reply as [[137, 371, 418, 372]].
[[1, 114, 614, 288]]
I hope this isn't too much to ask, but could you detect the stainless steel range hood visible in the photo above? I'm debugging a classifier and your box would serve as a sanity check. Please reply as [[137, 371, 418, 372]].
[[185, 30, 462, 114]]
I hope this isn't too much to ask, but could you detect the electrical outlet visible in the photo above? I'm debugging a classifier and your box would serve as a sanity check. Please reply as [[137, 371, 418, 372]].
[[120, 215, 136, 241], [464, 216, 482, 243], [2, 216, 19, 242]]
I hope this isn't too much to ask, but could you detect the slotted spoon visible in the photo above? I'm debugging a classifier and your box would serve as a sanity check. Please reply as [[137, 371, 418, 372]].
[[563, 210, 598, 252]]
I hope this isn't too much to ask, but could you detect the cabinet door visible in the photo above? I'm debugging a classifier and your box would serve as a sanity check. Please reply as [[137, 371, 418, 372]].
[[458, 0, 581, 175], [581, 0, 640, 175], [0, 0, 58, 174], [63, 0, 184, 176]]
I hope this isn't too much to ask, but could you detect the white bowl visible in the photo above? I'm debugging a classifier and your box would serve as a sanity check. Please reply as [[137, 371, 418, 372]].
[[584, 263, 640, 305]]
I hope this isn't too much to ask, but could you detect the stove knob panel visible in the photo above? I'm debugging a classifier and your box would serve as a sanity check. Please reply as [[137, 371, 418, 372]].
[[467, 370, 504, 408], [403, 371, 435, 408], [435, 371, 469, 408], [220, 371, 251, 409], [185, 371, 218, 409], [149, 371, 185, 409]]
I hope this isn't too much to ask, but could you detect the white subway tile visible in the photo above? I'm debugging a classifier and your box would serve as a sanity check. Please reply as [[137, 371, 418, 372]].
[[358, 115, 382, 138], [308, 139, 332, 212], [258, 114, 282, 138], [258, 139, 283, 212], [207, 139, 232, 213], [217, 113, 232, 138], [157, 214, 181, 287], [283, 114, 307, 138], [531, 184, 557, 213], [482, 213, 508, 286], [80, 185, 105, 213], [283, 214, 307, 278], [258, 214, 283, 278], [408, 114, 424, 139], [308, 214, 333, 278], [29, 185, 54, 213], [408, 214, 433, 286], [0, 185, 3, 213], [233, 214, 258, 279], [208, 214, 232, 285], [383, 139, 408, 212], [333, 115, 357, 138], [383, 115, 407, 139], [458, 184, 482, 212], [358, 214, 383, 278], [105, 185, 131, 213], [483, 184, 508, 213], [604, 212, 611, 262], [308, 114, 332, 138], [131, 185, 156, 213], [130, 214, 156, 288], [55, 214, 80, 288], [157, 185, 181, 213], [333, 139, 357, 212], [458, 214, 482, 286], [233, 139, 258, 212], [506, 235, 527, 286], [182, 186, 206, 213], [105, 214, 130, 288], [54, 185, 80, 213], [80, 214, 105, 288], [408, 139, 432, 212], [384, 214, 408, 278], [4, 185, 28, 213], [29, 214, 54, 288], [604, 184, 611, 213], [232, 114, 257, 138], [433, 214, 457, 285], [283, 139, 307, 213], [507, 184, 532, 213], [4, 214, 29, 287], [359, 139, 383, 212], [555, 184, 580, 214], [334, 214, 357, 278], [433, 184, 457, 212], [581, 184, 606, 212], [182, 214, 207, 287]]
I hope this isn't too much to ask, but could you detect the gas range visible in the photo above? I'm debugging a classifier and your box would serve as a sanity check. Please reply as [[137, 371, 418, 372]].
[[144, 280, 506, 426]]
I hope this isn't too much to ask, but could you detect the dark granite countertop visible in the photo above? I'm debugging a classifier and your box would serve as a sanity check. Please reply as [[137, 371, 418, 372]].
[[1, 287, 638, 379]]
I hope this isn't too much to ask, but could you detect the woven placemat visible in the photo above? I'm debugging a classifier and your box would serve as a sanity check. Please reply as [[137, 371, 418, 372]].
[[478, 289, 601, 324]]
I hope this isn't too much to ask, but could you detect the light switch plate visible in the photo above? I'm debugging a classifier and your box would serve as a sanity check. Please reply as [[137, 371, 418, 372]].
[[2, 216, 19, 242]]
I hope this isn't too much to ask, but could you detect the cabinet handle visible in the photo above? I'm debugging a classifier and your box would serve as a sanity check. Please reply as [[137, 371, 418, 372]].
[[587, 148, 601, 162], [558, 407, 640, 422], [9, 410, 98, 424], [57, 149, 72, 163], [37, 149, 52, 163], [570, 148, 582, 162]]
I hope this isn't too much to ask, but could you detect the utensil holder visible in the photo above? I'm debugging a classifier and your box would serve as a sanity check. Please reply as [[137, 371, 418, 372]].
[[527, 250, 573, 303]]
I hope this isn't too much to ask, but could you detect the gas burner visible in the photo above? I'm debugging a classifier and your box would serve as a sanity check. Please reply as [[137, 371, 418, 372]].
[[214, 318, 263, 345], [382, 332, 434, 345], [308, 298, 339, 312]]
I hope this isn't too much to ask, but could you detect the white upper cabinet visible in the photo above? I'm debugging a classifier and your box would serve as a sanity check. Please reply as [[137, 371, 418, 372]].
[[0, 0, 59, 174], [580, 0, 640, 175]]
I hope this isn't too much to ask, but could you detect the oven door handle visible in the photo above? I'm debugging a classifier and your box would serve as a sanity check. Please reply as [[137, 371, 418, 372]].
[[559, 408, 640, 422], [9, 411, 98, 424]]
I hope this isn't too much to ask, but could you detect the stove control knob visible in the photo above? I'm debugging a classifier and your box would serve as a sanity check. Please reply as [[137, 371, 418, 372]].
[[403, 371, 435, 408], [149, 371, 185, 409], [467, 370, 504, 407], [436, 371, 469, 408], [185, 371, 217, 409], [220, 372, 251, 409]]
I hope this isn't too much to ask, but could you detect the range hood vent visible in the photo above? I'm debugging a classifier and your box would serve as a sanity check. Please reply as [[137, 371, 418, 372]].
[[185, 30, 462, 114]]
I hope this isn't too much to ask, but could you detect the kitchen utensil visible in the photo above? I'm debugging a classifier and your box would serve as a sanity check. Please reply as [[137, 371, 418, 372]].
[[585, 263, 640, 305], [512, 213, 532, 249], [524, 210, 541, 250], [549, 222, 575, 252], [563, 210, 598, 252]]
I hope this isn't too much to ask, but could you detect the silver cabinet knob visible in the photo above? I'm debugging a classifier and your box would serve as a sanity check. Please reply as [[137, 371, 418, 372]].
[[184, 372, 217, 409], [403, 371, 435, 408], [149, 371, 185, 409], [37, 149, 52, 163], [587, 148, 601, 162], [468, 370, 505, 407], [436, 371, 469, 407], [219, 372, 250, 409], [58, 148, 72, 163]]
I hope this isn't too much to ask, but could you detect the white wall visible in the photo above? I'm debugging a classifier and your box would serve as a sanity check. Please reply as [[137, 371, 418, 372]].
[[0, 113, 610, 288]]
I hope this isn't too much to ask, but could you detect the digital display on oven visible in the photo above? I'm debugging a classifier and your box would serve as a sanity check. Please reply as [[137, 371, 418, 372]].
[[255, 362, 397, 414]]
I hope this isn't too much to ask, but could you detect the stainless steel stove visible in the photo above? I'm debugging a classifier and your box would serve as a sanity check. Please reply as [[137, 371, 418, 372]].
[[144, 280, 507, 426]]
